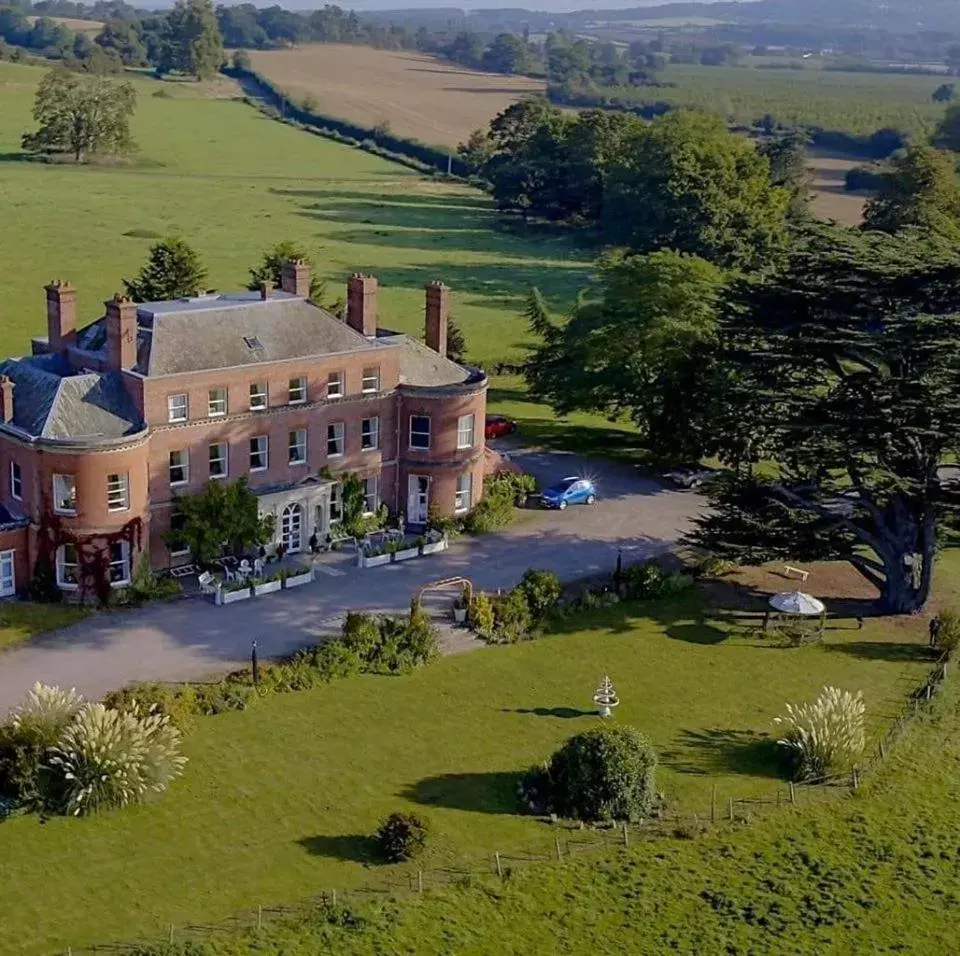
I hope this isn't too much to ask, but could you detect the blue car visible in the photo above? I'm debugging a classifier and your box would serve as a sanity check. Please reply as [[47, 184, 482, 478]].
[[541, 476, 598, 510]]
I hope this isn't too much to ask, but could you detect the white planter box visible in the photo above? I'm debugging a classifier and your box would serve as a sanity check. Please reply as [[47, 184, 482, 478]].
[[360, 553, 392, 569], [394, 547, 420, 562], [283, 570, 313, 589], [421, 539, 448, 556], [221, 587, 252, 604], [254, 579, 283, 596], [453, 607, 468, 624]]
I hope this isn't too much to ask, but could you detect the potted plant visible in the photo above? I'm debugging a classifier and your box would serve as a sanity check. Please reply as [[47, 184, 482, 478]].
[[452, 586, 470, 624], [421, 528, 448, 555]]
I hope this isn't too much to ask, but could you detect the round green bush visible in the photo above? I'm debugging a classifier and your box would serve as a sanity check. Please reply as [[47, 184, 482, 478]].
[[375, 811, 430, 862], [543, 726, 659, 823], [520, 568, 561, 620]]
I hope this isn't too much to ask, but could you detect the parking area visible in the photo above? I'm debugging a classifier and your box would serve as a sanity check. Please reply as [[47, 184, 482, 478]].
[[0, 448, 705, 712]]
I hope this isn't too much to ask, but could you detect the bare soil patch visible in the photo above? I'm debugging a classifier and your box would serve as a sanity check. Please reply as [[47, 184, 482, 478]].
[[808, 149, 868, 226], [250, 44, 544, 147]]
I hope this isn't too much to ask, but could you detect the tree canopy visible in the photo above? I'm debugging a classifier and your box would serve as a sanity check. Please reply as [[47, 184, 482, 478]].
[[862, 144, 960, 240], [160, 0, 223, 80], [247, 240, 326, 300], [692, 225, 960, 613], [21, 67, 136, 162], [525, 250, 727, 464], [123, 237, 208, 302]]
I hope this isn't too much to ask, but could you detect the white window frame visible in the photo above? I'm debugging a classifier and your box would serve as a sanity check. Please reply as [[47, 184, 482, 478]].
[[169, 449, 189, 487], [209, 442, 228, 479], [361, 416, 380, 451], [167, 393, 188, 423], [52, 473, 76, 515], [289, 376, 307, 405], [9, 461, 21, 501], [249, 435, 269, 472], [455, 473, 473, 514], [249, 382, 268, 411], [56, 543, 79, 590], [326, 371, 343, 399], [107, 472, 129, 512], [208, 388, 227, 418], [108, 540, 131, 587], [457, 413, 475, 450], [361, 366, 380, 394], [329, 482, 342, 524], [327, 421, 344, 458], [362, 476, 379, 516], [409, 415, 431, 450], [0, 549, 15, 597], [288, 428, 307, 466], [168, 510, 190, 557]]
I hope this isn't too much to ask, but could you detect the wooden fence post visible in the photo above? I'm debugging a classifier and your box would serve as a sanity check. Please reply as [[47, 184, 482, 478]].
[[851, 767, 860, 791], [728, 797, 734, 822], [555, 836, 562, 860], [926, 684, 932, 703], [418, 870, 423, 893], [332, 889, 337, 908], [789, 782, 796, 805], [168, 925, 175, 944], [711, 785, 717, 824], [623, 823, 629, 847], [257, 905, 263, 931], [879, 738, 886, 760], [495, 851, 503, 878]]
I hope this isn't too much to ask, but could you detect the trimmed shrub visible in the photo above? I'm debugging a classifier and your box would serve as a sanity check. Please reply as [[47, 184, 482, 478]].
[[462, 492, 514, 534], [621, 561, 693, 600], [492, 587, 534, 643], [375, 811, 430, 862], [519, 569, 561, 621], [101, 682, 199, 731], [47, 703, 187, 816], [468, 590, 496, 639], [936, 609, 960, 654], [530, 726, 659, 823], [774, 686, 866, 780], [341, 611, 381, 661]]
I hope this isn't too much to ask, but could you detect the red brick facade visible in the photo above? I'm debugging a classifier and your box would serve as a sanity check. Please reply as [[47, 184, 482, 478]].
[[0, 266, 487, 599]]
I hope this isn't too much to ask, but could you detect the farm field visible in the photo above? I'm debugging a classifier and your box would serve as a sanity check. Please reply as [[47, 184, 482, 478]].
[[250, 44, 545, 148], [807, 150, 867, 226], [0, 554, 943, 955], [0, 59, 581, 374], [26, 14, 103, 33]]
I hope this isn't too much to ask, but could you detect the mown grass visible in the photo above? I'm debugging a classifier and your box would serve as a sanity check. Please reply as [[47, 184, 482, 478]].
[[0, 601, 88, 651], [0, 553, 944, 955], [178, 671, 960, 955], [0, 60, 588, 371]]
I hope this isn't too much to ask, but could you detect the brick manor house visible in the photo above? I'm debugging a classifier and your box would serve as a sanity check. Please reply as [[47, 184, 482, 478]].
[[0, 262, 487, 600]]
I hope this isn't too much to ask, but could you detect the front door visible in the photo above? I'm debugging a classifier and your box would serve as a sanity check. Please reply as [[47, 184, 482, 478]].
[[281, 503, 303, 553], [407, 475, 429, 524], [0, 551, 14, 597]]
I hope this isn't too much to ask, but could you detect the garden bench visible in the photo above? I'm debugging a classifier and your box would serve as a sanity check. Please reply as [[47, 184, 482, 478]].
[[783, 565, 810, 582], [197, 571, 218, 595]]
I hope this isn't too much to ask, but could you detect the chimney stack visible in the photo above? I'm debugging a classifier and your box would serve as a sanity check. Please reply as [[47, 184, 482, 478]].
[[105, 294, 138, 372], [0, 376, 13, 424], [45, 280, 77, 353], [425, 281, 449, 357], [346, 273, 378, 337], [259, 280, 273, 300], [280, 259, 310, 297]]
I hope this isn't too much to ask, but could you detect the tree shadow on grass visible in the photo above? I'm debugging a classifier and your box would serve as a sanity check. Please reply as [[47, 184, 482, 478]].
[[823, 641, 936, 663], [501, 706, 595, 719], [399, 771, 524, 814], [297, 833, 377, 864], [662, 728, 784, 779]]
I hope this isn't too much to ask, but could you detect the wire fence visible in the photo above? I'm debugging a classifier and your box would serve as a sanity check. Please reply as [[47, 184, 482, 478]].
[[69, 652, 952, 955]]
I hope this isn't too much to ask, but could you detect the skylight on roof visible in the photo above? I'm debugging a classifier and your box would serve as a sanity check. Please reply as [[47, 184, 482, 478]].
[[243, 335, 264, 351]]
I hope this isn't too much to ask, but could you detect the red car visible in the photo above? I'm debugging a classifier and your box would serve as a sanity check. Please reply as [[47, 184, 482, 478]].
[[485, 415, 518, 440]]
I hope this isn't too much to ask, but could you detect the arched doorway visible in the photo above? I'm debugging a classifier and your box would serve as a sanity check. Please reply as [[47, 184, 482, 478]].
[[281, 503, 303, 553]]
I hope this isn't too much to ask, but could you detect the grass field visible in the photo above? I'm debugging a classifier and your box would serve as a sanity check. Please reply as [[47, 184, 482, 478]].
[[249, 45, 545, 148], [0, 602, 87, 651], [26, 14, 103, 34], [0, 59, 584, 375], [0, 556, 943, 954], [158, 670, 960, 955]]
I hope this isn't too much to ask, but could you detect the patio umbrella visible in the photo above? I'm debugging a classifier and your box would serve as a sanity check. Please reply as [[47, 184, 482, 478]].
[[769, 590, 826, 615]]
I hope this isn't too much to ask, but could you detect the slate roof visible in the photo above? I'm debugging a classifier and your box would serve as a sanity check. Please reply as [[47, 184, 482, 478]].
[[0, 356, 145, 442], [77, 292, 383, 376], [392, 336, 474, 388]]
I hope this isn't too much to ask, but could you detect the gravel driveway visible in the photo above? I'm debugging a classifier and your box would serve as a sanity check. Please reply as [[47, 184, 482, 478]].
[[0, 449, 704, 713]]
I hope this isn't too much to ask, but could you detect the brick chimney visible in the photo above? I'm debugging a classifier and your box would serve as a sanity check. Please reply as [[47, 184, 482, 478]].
[[0, 376, 13, 424], [425, 281, 449, 357], [259, 280, 273, 300], [105, 294, 138, 372], [346, 273, 378, 337], [280, 259, 310, 297], [45, 280, 77, 353]]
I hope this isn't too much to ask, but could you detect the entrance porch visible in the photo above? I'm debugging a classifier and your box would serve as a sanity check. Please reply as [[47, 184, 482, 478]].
[[256, 475, 336, 555]]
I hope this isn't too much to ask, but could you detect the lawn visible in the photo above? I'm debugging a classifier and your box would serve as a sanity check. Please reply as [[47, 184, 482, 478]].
[[0, 556, 940, 955], [0, 602, 87, 651], [0, 60, 588, 372]]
